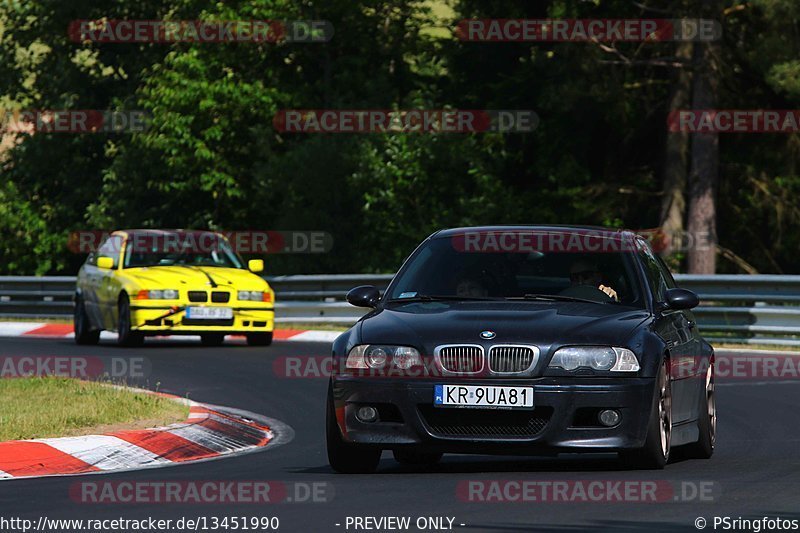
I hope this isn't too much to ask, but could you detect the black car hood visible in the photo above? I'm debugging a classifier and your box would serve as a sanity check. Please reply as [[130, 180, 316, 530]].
[[359, 301, 649, 355]]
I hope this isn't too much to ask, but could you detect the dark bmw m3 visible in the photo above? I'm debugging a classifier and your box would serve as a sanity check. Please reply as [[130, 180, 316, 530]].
[[327, 226, 716, 473]]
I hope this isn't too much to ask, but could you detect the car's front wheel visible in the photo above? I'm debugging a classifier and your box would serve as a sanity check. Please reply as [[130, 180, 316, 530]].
[[74, 296, 100, 345], [683, 359, 716, 459], [246, 332, 273, 346], [326, 383, 381, 473], [117, 294, 144, 347], [620, 358, 672, 469]]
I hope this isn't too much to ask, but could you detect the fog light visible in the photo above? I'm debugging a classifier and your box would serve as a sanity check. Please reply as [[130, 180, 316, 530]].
[[356, 406, 379, 423], [598, 409, 621, 427]]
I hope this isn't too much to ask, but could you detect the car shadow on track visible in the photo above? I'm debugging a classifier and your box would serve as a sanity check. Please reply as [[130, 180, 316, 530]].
[[293, 452, 697, 475]]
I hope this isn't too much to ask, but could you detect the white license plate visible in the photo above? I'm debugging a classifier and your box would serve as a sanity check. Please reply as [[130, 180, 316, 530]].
[[434, 384, 534, 409], [185, 306, 233, 320]]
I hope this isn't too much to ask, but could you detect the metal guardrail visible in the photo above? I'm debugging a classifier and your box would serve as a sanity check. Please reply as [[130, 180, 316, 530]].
[[1, 274, 799, 346], [0, 277, 76, 317]]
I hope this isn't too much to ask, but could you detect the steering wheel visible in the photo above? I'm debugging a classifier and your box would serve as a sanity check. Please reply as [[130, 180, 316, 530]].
[[558, 284, 615, 303]]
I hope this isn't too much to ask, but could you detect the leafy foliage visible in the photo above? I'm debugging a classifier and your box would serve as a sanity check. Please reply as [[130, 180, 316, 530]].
[[1, 0, 799, 274]]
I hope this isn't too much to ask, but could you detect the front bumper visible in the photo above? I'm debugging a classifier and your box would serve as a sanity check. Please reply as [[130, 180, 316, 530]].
[[331, 376, 655, 454], [129, 304, 274, 335]]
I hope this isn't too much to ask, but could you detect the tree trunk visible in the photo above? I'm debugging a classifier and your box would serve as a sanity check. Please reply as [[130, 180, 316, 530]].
[[659, 41, 693, 257], [686, 0, 720, 273]]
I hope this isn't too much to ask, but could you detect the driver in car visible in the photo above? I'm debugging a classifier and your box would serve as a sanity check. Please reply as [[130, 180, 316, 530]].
[[454, 270, 490, 298], [569, 259, 618, 301]]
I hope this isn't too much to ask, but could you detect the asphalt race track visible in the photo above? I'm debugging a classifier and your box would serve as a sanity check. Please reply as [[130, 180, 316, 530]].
[[1, 337, 799, 532]]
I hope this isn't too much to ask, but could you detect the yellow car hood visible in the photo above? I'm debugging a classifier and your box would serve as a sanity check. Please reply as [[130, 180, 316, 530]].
[[123, 266, 269, 290]]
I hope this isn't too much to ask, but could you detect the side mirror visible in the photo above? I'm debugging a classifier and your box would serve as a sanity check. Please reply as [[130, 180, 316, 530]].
[[248, 259, 264, 273], [662, 288, 699, 310], [96, 256, 114, 269], [347, 285, 380, 308]]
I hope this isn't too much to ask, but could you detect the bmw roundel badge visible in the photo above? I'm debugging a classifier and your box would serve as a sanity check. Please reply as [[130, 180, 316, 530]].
[[480, 330, 496, 340]]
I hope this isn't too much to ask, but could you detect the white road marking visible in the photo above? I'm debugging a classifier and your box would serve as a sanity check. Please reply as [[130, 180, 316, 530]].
[[0, 323, 52, 336], [35, 435, 170, 470], [166, 424, 240, 454], [167, 422, 267, 455], [286, 330, 341, 342], [0, 321, 341, 343]]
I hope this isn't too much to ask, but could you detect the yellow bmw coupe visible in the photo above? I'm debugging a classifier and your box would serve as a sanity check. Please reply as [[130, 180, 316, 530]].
[[74, 229, 275, 347]]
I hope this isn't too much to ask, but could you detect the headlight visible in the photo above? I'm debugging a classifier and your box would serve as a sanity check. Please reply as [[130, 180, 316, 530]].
[[345, 345, 422, 370], [135, 289, 179, 300], [238, 290, 272, 302], [549, 346, 640, 372], [393, 346, 421, 370]]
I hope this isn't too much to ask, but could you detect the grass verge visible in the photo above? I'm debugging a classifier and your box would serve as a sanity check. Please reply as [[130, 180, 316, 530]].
[[0, 377, 189, 441]]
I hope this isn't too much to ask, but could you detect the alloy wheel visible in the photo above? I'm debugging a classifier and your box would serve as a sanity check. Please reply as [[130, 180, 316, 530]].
[[658, 364, 672, 458]]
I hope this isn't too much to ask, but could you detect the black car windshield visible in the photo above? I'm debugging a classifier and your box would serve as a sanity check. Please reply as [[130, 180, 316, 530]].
[[386, 231, 645, 307], [123, 233, 244, 269]]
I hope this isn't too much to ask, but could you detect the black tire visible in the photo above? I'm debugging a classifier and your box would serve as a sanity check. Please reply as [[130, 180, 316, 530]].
[[682, 359, 716, 459], [392, 449, 443, 466], [326, 382, 381, 473], [117, 294, 144, 347], [201, 333, 226, 346], [74, 297, 100, 345], [246, 332, 273, 346], [620, 359, 672, 470]]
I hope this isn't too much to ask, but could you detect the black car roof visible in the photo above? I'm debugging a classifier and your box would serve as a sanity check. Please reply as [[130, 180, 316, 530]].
[[115, 229, 221, 237], [432, 225, 639, 240]]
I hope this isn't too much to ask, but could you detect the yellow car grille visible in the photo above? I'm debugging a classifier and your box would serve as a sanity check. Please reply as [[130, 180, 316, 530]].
[[186, 290, 231, 303]]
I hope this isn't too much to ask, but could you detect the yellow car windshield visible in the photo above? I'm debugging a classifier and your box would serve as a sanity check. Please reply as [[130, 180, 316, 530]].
[[123, 234, 244, 269]]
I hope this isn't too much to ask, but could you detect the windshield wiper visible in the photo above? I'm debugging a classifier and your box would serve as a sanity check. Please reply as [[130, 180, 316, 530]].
[[388, 294, 497, 302], [508, 293, 607, 305]]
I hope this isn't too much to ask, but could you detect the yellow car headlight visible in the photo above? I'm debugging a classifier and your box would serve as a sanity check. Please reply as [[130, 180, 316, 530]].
[[238, 290, 272, 302], [135, 289, 179, 300]]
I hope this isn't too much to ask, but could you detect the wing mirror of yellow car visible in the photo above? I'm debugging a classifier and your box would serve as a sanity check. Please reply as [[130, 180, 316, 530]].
[[248, 259, 265, 273], [96, 256, 114, 269]]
